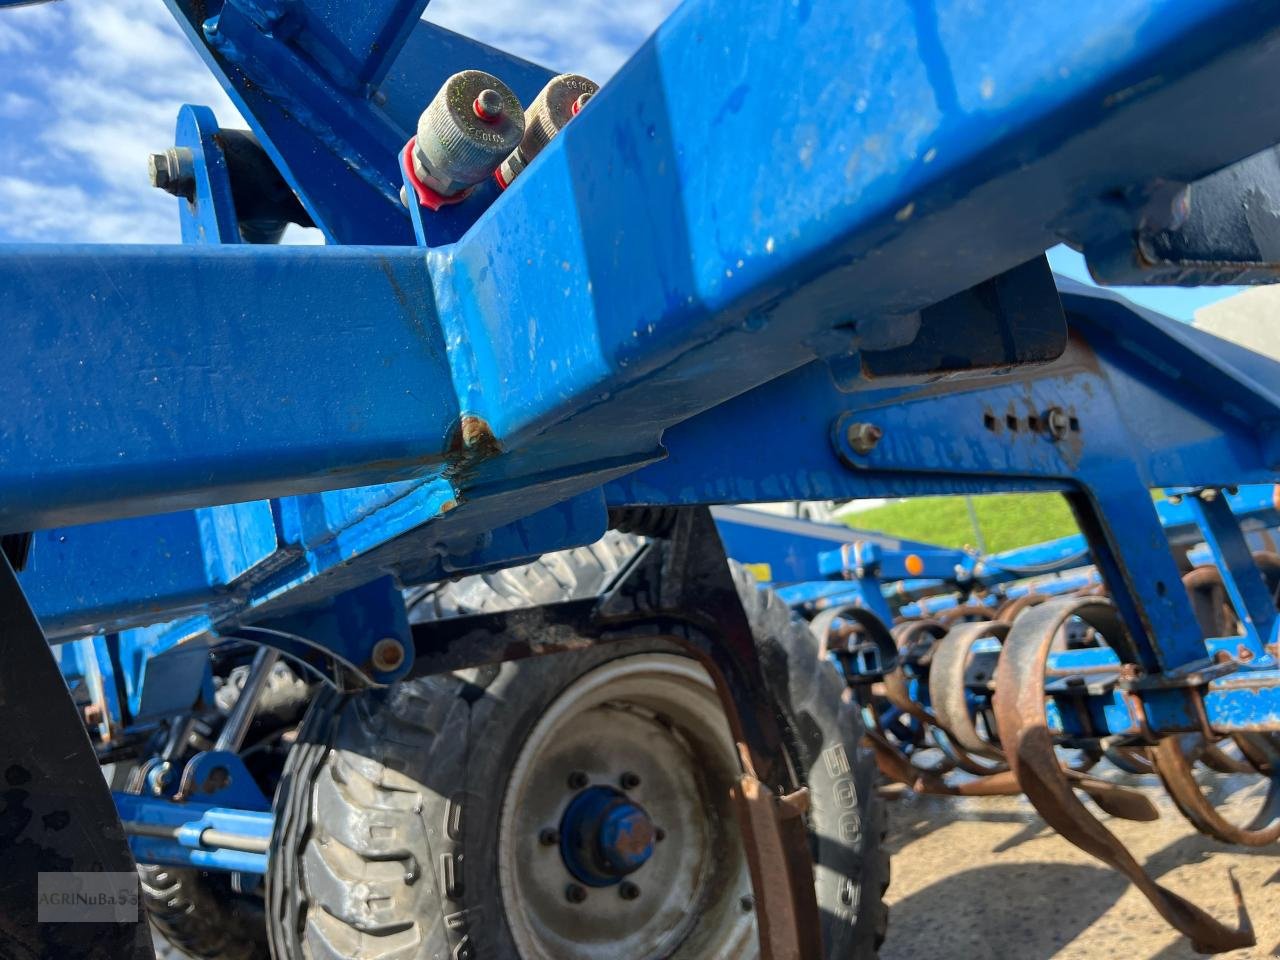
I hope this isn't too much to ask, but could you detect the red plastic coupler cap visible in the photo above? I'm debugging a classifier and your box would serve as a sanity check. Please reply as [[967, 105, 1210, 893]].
[[401, 138, 472, 212]]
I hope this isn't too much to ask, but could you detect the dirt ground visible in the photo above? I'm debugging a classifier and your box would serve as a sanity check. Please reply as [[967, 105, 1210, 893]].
[[879, 770, 1280, 959]]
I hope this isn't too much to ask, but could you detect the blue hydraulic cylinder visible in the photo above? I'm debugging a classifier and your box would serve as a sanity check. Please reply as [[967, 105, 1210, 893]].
[[114, 792, 273, 875]]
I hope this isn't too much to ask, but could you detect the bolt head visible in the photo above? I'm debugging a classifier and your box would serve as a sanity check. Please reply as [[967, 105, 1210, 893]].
[[371, 637, 406, 673], [147, 152, 171, 190], [1044, 407, 1070, 441], [740, 894, 755, 912], [619, 881, 641, 901], [619, 771, 641, 791], [565, 883, 587, 904], [538, 828, 560, 846], [567, 771, 589, 790]]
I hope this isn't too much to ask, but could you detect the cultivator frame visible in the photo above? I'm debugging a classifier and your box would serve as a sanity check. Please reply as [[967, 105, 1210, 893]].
[[5, 0, 1280, 957]]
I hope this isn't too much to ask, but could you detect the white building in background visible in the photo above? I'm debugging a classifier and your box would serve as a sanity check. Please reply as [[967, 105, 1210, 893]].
[[1194, 287, 1280, 360]]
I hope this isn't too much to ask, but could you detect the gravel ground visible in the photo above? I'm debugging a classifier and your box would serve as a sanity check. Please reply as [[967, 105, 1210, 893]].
[[879, 770, 1280, 959]]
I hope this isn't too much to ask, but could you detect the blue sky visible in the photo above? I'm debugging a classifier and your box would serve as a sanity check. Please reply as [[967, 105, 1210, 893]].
[[0, 0, 1239, 321]]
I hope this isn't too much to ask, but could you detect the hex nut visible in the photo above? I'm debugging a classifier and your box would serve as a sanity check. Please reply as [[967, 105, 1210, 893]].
[[147, 147, 196, 200], [1044, 407, 1070, 441], [846, 421, 883, 455]]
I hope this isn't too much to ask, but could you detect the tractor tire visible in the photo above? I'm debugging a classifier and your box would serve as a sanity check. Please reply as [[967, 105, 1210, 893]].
[[267, 545, 888, 959], [139, 864, 269, 960]]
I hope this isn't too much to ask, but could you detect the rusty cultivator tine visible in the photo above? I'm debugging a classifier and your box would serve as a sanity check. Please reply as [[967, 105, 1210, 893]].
[[929, 620, 1009, 762], [995, 596, 1255, 954]]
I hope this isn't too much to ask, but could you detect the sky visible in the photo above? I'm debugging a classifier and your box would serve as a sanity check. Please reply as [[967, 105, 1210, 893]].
[[0, 0, 1238, 321]]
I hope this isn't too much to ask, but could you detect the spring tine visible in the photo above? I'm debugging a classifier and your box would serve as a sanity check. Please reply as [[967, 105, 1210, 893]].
[[882, 619, 1012, 777], [929, 620, 1008, 761], [864, 728, 1022, 796], [1196, 740, 1256, 775], [1150, 737, 1280, 845], [1064, 770, 1160, 822], [995, 596, 1254, 955]]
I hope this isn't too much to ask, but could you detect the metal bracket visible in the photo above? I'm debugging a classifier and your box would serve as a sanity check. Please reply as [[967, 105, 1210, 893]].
[[220, 574, 414, 689]]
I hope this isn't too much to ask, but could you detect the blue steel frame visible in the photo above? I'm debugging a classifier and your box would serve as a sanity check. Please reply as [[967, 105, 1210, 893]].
[[7, 0, 1280, 874]]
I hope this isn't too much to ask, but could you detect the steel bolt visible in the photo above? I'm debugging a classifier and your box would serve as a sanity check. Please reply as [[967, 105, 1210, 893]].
[[846, 421, 883, 455], [147, 147, 195, 200], [619, 881, 641, 901], [567, 771, 589, 790], [619, 771, 641, 790], [1044, 407, 1071, 441], [740, 894, 755, 912], [538, 828, 560, 846], [565, 883, 587, 904], [473, 88, 504, 121], [371, 637, 406, 673]]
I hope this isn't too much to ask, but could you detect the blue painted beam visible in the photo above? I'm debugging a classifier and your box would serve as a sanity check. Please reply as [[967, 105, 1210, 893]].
[[438, 0, 1280, 502], [0, 245, 456, 533], [710, 505, 945, 585]]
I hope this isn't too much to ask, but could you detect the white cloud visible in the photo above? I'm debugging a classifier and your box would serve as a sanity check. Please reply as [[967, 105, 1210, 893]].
[[424, 0, 679, 80], [0, 173, 173, 242], [0, 17, 38, 54], [0, 91, 36, 116]]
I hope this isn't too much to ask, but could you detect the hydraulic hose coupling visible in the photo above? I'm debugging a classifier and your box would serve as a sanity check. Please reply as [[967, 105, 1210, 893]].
[[496, 73, 598, 189], [403, 70, 525, 210]]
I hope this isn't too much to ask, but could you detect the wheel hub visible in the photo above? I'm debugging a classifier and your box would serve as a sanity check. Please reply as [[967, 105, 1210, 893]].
[[497, 653, 756, 959], [559, 786, 656, 886]]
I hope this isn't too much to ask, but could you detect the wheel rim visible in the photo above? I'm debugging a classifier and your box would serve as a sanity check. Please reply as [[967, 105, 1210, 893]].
[[498, 653, 756, 959]]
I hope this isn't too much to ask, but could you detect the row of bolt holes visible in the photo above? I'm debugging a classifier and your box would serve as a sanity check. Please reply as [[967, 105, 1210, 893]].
[[983, 411, 1080, 434]]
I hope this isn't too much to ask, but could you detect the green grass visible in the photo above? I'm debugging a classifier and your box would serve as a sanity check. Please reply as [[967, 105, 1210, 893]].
[[846, 493, 1079, 554]]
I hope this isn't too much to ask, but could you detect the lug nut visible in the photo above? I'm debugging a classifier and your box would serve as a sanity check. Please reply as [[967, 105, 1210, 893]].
[[538, 828, 559, 846], [567, 771, 589, 790], [565, 883, 587, 904], [619, 881, 641, 901], [371, 637, 406, 673], [620, 771, 641, 790]]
